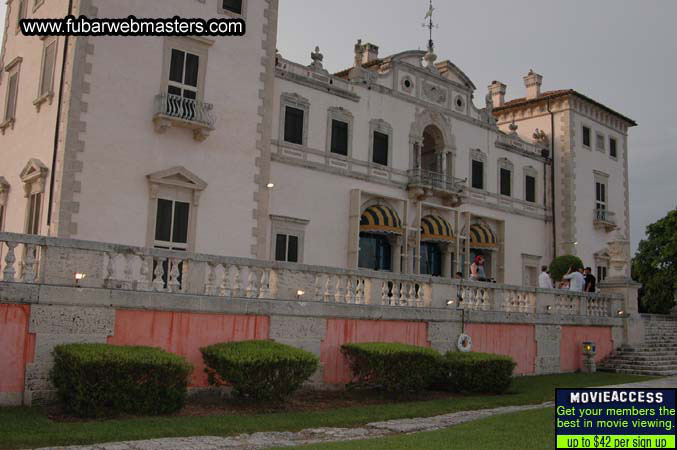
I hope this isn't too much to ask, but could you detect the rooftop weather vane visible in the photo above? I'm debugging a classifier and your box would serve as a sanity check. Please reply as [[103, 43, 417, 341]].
[[423, 0, 438, 52]]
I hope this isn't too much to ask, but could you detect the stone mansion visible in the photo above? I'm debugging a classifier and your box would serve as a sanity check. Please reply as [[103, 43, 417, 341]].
[[0, 0, 636, 287]]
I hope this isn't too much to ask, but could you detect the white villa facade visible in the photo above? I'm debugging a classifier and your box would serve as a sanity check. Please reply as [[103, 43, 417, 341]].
[[0, 0, 636, 286]]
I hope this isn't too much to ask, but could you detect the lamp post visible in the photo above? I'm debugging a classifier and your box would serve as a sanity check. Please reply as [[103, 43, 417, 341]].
[[582, 341, 597, 373]]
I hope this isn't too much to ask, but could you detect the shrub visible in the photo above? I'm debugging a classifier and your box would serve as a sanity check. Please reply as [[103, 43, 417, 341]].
[[51, 344, 192, 418], [341, 342, 442, 393], [200, 340, 319, 401], [439, 352, 516, 394], [549, 255, 584, 282]]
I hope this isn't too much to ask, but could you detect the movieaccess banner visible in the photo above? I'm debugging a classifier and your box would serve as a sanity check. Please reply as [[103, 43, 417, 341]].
[[556, 388, 676, 449]]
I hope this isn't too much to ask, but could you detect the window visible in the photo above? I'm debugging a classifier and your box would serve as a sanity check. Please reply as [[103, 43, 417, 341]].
[[596, 133, 605, 152], [2, 58, 22, 131], [38, 38, 57, 99], [358, 232, 392, 271], [154, 199, 190, 250], [16, 0, 27, 33], [597, 266, 607, 283], [330, 119, 349, 156], [275, 234, 299, 263], [0, 177, 8, 232], [500, 168, 511, 196], [270, 215, 308, 263], [168, 48, 199, 100], [595, 181, 606, 211], [610, 138, 618, 158], [20, 159, 48, 235], [420, 242, 442, 277], [147, 166, 207, 252], [25, 192, 42, 235], [220, 0, 244, 15], [525, 175, 536, 203], [4, 72, 19, 123], [582, 126, 591, 147], [284, 106, 304, 145], [471, 160, 484, 189], [369, 119, 392, 168], [372, 131, 389, 166], [279, 93, 309, 147]]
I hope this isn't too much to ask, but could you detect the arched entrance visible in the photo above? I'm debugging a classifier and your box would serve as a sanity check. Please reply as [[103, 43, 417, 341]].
[[421, 125, 444, 172]]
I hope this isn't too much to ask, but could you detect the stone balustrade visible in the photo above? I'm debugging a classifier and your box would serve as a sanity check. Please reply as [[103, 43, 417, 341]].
[[0, 231, 622, 317]]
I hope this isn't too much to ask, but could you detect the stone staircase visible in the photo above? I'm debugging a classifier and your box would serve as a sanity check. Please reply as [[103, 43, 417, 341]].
[[599, 315, 677, 376]]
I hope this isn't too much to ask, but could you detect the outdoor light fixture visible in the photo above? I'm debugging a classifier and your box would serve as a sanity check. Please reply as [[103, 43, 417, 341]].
[[447, 299, 455, 306], [617, 309, 629, 318], [74, 272, 87, 286], [296, 289, 305, 299], [546, 305, 553, 313], [266, 182, 275, 189], [582, 341, 597, 374]]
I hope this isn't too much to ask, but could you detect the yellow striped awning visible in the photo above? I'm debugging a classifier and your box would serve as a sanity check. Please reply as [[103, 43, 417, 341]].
[[469, 223, 498, 249], [360, 205, 403, 235], [421, 215, 454, 242]]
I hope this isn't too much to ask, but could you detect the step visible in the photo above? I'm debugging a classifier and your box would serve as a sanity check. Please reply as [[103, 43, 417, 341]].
[[599, 368, 677, 376], [600, 364, 677, 372]]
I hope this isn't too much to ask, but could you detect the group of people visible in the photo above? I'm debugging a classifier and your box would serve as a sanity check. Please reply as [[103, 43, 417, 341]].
[[539, 265, 597, 293]]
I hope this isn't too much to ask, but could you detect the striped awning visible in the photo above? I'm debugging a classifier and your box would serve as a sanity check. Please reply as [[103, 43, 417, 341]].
[[469, 223, 498, 249], [360, 205, 403, 235], [421, 215, 454, 242]]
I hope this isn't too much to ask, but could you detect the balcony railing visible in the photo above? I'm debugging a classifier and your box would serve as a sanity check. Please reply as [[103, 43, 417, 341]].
[[153, 93, 215, 141], [594, 208, 617, 232], [407, 168, 465, 195], [0, 232, 623, 317]]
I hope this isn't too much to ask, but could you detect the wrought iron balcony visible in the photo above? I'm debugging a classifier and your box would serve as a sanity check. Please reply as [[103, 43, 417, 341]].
[[407, 168, 465, 205], [594, 208, 617, 232], [153, 93, 215, 141]]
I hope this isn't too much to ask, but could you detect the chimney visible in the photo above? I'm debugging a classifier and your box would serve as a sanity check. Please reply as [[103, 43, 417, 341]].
[[354, 40, 379, 66], [489, 81, 507, 107], [523, 69, 543, 100]]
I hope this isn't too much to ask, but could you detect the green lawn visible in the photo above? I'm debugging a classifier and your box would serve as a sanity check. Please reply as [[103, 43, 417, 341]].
[[0, 373, 653, 449], [291, 407, 556, 450]]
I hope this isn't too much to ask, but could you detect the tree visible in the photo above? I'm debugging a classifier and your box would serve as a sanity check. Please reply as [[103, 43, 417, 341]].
[[632, 207, 677, 314], [549, 255, 584, 282]]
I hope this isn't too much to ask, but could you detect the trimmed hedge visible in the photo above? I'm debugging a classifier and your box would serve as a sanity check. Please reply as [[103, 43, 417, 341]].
[[439, 352, 516, 394], [200, 340, 319, 401], [549, 255, 584, 282], [51, 344, 192, 418], [341, 342, 442, 393]]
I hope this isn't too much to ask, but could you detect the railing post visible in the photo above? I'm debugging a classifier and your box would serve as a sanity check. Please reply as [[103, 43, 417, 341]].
[[3, 241, 18, 282]]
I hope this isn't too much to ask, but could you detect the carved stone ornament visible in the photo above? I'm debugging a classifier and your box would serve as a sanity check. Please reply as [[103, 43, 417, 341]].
[[607, 231, 630, 278], [422, 80, 447, 105]]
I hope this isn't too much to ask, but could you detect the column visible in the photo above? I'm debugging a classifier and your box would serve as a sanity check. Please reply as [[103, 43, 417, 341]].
[[442, 244, 452, 278]]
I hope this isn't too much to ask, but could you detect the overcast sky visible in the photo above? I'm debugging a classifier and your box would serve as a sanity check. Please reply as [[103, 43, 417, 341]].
[[2, 1, 675, 253]]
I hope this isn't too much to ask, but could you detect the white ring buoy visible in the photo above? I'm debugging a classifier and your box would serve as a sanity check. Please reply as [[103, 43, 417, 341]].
[[457, 333, 473, 352]]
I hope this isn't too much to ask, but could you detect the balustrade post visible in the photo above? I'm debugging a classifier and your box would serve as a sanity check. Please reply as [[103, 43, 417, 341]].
[[314, 273, 323, 301], [3, 242, 18, 282], [22, 244, 37, 283], [245, 267, 257, 298], [137, 254, 152, 291], [153, 258, 166, 292], [104, 252, 116, 288]]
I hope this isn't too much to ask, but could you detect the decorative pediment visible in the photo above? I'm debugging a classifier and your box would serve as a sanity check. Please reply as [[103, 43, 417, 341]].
[[20, 159, 48, 184], [147, 166, 207, 206], [147, 166, 207, 191], [435, 60, 476, 91]]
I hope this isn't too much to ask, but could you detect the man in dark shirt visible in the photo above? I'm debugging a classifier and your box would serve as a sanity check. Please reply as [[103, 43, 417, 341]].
[[584, 267, 597, 292]]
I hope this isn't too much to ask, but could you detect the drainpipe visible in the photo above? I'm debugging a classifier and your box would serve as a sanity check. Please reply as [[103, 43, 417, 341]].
[[547, 99, 557, 258], [47, 0, 74, 229]]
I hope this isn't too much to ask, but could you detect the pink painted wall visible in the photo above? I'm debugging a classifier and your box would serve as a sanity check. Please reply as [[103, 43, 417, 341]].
[[0, 304, 35, 393], [320, 319, 429, 384], [108, 310, 269, 387], [560, 326, 613, 372], [465, 323, 536, 375]]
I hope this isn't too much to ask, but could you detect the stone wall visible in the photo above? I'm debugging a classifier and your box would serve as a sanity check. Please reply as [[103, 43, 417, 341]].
[[0, 281, 625, 406]]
